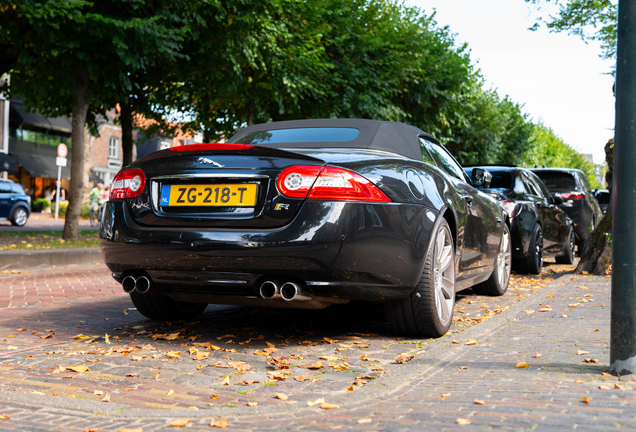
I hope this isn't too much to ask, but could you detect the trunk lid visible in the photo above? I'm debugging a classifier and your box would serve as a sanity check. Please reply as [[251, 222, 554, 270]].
[[126, 146, 325, 228]]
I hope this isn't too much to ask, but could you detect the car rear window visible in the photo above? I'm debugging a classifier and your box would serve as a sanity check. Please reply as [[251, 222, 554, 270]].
[[533, 171, 577, 190], [597, 191, 610, 205], [235, 128, 360, 144], [487, 171, 513, 190]]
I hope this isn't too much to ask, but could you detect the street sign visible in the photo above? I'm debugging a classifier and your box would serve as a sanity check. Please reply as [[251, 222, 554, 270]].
[[56, 157, 67, 167], [57, 143, 68, 158]]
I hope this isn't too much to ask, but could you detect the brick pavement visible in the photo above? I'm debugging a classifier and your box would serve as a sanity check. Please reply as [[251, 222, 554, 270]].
[[0, 265, 123, 308], [0, 265, 627, 430]]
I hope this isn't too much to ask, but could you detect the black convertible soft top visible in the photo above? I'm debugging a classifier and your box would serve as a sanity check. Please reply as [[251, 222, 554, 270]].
[[228, 119, 437, 161]]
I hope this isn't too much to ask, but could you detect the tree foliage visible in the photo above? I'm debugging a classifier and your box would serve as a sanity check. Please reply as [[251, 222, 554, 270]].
[[0, 0, 195, 240], [525, 0, 617, 62], [520, 123, 599, 188]]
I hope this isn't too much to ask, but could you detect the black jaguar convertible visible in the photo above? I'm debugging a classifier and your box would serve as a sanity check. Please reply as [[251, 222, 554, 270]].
[[100, 119, 511, 337]]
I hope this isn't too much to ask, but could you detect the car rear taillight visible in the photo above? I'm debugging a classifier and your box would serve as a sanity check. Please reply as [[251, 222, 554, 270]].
[[110, 168, 146, 200], [500, 200, 517, 217], [561, 193, 584, 199], [277, 165, 391, 202], [168, 143, 253, 151]]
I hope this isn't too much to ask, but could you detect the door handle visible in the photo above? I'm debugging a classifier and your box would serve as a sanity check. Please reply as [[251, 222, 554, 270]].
[[461, 195, 473, 206]]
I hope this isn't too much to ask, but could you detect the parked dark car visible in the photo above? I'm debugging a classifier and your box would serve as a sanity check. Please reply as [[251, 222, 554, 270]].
[[100, 119, 512, 337], [464, 166, 575, 274], [531, 168, 603, 253], [593, 189, 610, 214], [0, 179, 31, 226]]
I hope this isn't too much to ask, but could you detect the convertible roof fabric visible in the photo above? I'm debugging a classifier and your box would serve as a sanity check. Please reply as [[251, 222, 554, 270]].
[[229, 119, 437, 161]]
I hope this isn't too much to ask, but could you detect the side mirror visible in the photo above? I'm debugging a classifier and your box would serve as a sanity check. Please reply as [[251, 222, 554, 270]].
[[472, 168, 492, 188], [552, 192, 564, 206]]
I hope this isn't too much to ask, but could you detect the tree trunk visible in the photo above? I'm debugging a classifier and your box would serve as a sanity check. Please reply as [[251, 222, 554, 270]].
[[120, 102, 134, 167], [575, 138, 614, 275], [247, 95, 255, 126], [63, 67, 89, 242]]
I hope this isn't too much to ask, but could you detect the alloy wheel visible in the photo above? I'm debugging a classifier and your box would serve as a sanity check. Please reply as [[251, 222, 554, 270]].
[[434, 224, 455, 327], [14, 208, 27, 226], [535, 229, 544, 267], [497, 228, 511, 288]]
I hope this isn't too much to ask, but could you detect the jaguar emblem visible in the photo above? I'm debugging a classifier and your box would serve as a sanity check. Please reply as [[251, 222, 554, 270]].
[[197, 157, 225, 168]]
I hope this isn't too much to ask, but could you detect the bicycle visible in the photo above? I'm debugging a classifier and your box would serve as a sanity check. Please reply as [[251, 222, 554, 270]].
[[89, 201, 101, 227]]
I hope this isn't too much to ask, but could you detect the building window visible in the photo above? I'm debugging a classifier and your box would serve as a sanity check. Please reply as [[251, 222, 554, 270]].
[[108, 137, 119, 158]]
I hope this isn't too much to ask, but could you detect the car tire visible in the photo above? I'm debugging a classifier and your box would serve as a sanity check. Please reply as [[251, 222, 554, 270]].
[[519, 224, 543, 275], [473, 223, 511, 296], [385, 218, 455, 338], [129, 292, 207, 321], [10, 207, 28, 226], [556, 228, 575, 265]]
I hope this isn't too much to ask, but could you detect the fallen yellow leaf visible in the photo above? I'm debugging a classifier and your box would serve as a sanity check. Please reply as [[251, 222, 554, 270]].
[[307, 397, 325, 407], [168, 419, 190, 427], [102, 393, 111, 403], [535, 352, 542, 359], [67, 365, 89, 373], [117, 429, 143, 432], [457, 418, 471, 425], [394, 354, 415, 364], [582, 396, 590, 403], [220, 376, 230, 385], [441, 393, 451, 398], [474, 399, 486, 405], [357, 418, 372, 424], [516, 361, 528, 368], [465, 339, 477, 345], [167, 389, 174, 397], [210, 418, 228, 428], [0, 414, 9, 420], [276, 392, 289, 401], [247, 402, 257, 407], [615, 383, 624, 389], [577, 350, 589, 355], [321, 402, 339, 409]]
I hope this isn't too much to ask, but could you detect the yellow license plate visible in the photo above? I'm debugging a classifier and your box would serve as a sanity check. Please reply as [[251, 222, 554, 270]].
[[161, 184, 257, 207]]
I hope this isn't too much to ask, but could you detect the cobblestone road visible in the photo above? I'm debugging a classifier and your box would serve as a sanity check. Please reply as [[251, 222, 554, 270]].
[[0, 262, 626, 431]]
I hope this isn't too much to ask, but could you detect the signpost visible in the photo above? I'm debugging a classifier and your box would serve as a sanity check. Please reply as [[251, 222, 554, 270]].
[[55, 144, 68, 220]]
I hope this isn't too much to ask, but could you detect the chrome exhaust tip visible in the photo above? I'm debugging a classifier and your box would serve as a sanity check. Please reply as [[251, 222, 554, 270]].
[[280, 282, 312, 302], [135, 276, 151, 294], [122, 276, 136, 293], [259, 281, 281, 300]]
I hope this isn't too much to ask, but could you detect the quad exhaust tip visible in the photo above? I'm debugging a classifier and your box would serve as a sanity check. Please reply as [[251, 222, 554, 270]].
[[281, 282, 312, 302], [135, 276, 151, 294], [259, 281, 281, 300], [122, 276, 136, 293], [121, 275, 151, 294]]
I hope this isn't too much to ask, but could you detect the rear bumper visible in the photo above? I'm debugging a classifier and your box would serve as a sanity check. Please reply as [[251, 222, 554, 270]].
[[100, 200, 438, 302]]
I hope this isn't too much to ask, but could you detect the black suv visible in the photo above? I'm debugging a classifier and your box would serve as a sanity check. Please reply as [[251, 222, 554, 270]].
[[531, 168, 603, 252], [0, 179, 31, 226]]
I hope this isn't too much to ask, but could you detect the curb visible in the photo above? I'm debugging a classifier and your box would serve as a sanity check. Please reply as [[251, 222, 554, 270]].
[[0, 273, 581, 419], [0, 247, 103, 269]]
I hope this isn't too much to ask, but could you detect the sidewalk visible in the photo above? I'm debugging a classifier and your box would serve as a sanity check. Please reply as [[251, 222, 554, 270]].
[[0, 272, 623, 431], [0, 212, 96, 232]]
